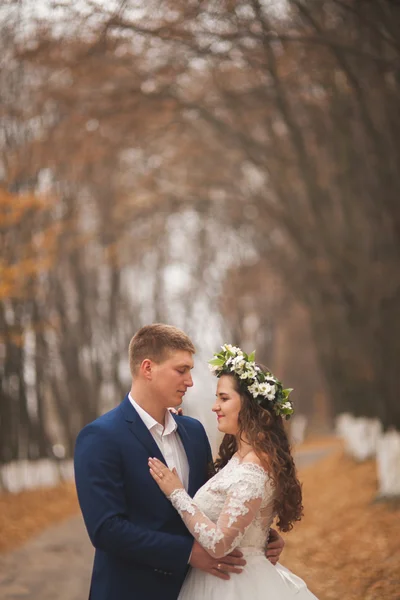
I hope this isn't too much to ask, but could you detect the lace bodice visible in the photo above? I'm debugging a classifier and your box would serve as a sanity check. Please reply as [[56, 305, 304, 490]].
[[168, 455, 276, 559]]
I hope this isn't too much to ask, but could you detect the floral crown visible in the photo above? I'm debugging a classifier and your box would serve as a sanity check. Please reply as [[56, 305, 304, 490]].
[[209, 344, 294, 419]]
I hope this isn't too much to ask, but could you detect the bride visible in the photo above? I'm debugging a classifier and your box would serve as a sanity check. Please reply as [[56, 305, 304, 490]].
[[149, 344, 318, 600]]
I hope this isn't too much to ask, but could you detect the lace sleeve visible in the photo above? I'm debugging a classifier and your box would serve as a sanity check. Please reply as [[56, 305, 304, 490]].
[[168, 462, 270, 559]]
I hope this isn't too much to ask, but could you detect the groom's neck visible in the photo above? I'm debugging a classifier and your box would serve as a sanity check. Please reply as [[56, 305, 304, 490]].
[[130, 384, 167, 426]]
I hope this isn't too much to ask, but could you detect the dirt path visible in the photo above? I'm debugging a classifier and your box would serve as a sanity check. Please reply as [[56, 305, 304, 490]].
[[0, 447, 331, 600], [0, 515, 92, 600]]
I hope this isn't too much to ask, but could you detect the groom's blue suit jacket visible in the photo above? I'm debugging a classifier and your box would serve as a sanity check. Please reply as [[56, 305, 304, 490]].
[[74, 395, 212, 600]]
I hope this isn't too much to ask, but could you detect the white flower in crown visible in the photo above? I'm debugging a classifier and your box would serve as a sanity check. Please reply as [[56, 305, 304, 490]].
[[245, 363, 257, 378], [222, 344, 242, 355], [231, 356, 246, 374], [258, 382, 276, 401], [208, 364, 221, 374], [248, 381, 261, 398], [221, 344, 232, 351], [282, 401, 292, 410]]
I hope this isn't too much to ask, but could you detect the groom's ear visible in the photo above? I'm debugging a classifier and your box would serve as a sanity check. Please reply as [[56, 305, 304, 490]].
[[140, 358, 153, 380]]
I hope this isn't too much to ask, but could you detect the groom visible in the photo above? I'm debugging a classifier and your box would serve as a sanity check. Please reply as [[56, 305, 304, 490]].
[[74, 324, 284, 600]]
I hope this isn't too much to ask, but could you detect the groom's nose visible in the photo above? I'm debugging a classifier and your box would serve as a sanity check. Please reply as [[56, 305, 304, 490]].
[[185, 372, 194, 387]]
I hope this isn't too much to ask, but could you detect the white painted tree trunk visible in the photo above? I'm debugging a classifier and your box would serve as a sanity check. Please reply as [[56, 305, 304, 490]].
[[335, 413, 382, 461], [290, 414, 308, 445], [0, 459, 73, 493], [376, 430, 400, 498]]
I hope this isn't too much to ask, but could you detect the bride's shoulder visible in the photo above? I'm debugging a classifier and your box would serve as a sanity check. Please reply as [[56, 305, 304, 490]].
[[242, 451, 271, 475], [242, 451, 262, 466]]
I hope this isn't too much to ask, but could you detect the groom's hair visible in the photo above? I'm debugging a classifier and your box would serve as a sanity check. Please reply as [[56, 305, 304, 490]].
[[129, 323, 196, 375]]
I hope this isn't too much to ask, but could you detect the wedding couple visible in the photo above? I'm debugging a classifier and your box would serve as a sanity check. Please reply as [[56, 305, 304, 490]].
[[74, 323, 318, 600]]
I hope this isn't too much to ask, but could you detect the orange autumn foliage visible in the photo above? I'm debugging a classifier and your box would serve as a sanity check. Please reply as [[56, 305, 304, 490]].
[[0, 188, 59, 303]]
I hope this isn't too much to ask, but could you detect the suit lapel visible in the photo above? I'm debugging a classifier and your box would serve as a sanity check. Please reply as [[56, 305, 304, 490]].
[[121, 395, 166, 463], [121, 396, 198, 494]]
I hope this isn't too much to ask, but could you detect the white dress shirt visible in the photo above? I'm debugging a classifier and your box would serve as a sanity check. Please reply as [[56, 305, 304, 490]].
[[128, 393, 190, 491]]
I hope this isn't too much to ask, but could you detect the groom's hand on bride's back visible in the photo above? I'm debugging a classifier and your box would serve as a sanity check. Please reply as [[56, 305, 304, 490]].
[[168, 407, 183, 415], [189, 542, 246, 580], [265, 528, 285, 565]]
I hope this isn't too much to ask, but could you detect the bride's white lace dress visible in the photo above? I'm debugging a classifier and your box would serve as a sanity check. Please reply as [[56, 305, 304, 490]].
[[169, 455, 318, 599]]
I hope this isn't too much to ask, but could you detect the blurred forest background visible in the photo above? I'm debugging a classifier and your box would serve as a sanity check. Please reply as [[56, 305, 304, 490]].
[[1, 0, 400, 499]]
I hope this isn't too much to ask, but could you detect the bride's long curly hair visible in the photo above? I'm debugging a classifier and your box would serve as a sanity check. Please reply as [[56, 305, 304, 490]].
[[214, 367, 303, 532]]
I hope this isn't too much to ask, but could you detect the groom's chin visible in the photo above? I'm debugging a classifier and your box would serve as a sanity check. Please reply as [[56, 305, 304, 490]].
[[168, 396, 183, 407]]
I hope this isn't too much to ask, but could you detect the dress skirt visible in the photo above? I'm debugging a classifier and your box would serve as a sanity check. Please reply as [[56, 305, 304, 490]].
[[178, 549, 318, 600]]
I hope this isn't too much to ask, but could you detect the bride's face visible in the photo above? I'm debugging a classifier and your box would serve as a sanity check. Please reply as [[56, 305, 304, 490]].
[[212, 375, 242, 435]]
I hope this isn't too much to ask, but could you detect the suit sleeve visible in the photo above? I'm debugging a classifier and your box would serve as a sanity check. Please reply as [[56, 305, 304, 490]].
[[74, 424, 193, 574]]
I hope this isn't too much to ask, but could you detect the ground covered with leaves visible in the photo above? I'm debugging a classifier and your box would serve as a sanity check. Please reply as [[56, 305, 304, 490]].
[[0, 445, 399, 599], [0, 481, 78, 553], [282, 448, 400, 600]]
